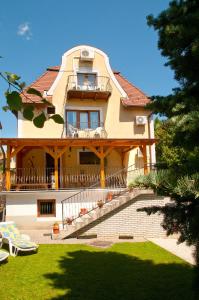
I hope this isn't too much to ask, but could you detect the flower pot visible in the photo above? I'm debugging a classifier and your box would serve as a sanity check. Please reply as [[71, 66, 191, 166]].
[[107, 192, 113, 201], [79, 208, 88, 216], [97, 200, 104, 208], [53, 223, 60, 234], [65, 218, 73, 225]]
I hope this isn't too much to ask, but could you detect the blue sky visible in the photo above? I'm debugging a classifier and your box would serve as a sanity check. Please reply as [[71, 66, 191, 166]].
[[0, 0, 174, 137]]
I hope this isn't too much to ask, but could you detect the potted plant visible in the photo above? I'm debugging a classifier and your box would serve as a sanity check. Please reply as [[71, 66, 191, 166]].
[[79, 208, 88, 216], [65, 217, 74, 225], [52, 222, 60, 234], [97, 200, 104, 208], [106, 192, 113, 202]]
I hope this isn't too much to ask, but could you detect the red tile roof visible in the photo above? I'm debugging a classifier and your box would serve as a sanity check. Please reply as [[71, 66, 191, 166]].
[[21, 67, 59, 103], [22, 66, 150, 107], [114, 72, 150, 107]]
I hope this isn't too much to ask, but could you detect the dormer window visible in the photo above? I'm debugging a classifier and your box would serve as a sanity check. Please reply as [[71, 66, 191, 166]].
[[77, 73, 97, 91]]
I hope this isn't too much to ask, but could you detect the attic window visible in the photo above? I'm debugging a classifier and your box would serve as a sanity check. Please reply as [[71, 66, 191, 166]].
[[47, 106, 55, 114]]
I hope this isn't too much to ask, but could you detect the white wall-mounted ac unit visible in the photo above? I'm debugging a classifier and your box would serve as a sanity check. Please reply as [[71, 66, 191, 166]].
[[80, 49, 95, 61], [135, 116, 147, 125]]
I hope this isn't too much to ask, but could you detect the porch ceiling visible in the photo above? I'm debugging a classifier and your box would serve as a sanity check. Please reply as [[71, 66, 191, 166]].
[[0, 138, 157, 148]]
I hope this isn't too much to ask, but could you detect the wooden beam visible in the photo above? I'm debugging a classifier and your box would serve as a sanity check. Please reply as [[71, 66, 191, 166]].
[[56, 146, 69, 159], [104, 147, 113, 158], [42, 146, 56, 159], [100, 156, 105, 188], [122, 146, 136, 154], [121, 151, 125, 168], [141, 145, 148, 175], [87, 145, 102, 158], [0, 138, 157, 148], [54, 147, 59, 190], [6, 145, 11, 191], [10, 145, 24, 158]]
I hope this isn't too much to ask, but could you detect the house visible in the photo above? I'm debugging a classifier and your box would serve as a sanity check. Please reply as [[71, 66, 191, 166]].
[[0, 45, 166, 238]]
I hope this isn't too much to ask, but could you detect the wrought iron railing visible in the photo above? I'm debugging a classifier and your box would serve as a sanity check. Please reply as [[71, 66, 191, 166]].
[[61, 164, 149, 227], [66, 122, 107, 138], [66, 75, 112, 93]]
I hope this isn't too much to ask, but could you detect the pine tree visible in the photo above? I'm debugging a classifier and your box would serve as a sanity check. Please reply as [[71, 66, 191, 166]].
[[138, 0, 199, 296]]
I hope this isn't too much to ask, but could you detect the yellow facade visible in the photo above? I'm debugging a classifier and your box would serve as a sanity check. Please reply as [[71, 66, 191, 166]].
[[9, 45, 156, 190]]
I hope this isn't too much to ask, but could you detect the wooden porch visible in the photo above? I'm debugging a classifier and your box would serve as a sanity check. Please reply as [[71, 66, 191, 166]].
[[0, 138, 156, 191]]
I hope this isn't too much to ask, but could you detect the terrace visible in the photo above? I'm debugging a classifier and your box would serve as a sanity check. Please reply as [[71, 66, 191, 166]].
[[0, 138, 155, 191]]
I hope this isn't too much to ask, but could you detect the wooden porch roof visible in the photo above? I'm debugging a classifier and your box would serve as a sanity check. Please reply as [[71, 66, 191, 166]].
[[0, 138, 156, 148]]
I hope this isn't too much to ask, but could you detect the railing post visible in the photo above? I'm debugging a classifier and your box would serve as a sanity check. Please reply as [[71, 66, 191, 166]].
[[6, 145, 11, 191], [62, 201, 64, 229]]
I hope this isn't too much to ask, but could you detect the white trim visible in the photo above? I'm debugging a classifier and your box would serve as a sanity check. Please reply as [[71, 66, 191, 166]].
[[47, 45, 127, 98]]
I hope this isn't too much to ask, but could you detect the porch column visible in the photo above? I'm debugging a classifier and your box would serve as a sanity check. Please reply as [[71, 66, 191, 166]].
[[6, 145, 11, 191], [142, 145, 148, 175], [100, 156, 105, 188], [54, 156, 59, 190]]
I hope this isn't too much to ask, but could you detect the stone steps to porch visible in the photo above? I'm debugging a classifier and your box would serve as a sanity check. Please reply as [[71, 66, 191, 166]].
[[53, 189, 153, 240]]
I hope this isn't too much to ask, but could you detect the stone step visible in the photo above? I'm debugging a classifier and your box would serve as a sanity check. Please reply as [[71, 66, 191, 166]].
[[58, 190, 141, 239], [81, 214, 93, 220]]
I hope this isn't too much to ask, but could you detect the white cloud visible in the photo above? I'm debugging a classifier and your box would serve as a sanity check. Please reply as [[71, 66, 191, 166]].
[[17, 22, 32, 40]]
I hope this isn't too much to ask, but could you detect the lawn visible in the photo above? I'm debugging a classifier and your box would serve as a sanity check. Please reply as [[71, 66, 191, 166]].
[[0, 242, 194, 300]]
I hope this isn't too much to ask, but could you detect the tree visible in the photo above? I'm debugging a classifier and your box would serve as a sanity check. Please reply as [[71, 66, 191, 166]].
[[154, 118, 186, 168], [134, 0, 199, 296], [0, 71, 64, 128]]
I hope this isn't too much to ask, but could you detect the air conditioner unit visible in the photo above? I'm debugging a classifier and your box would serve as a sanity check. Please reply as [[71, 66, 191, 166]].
[[80, 49, 94, 61], [135, 116, 147, 125]]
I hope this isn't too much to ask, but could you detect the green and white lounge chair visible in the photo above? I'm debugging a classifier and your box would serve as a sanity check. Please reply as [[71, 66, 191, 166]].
[[0, 250, 9, 262], [0, 221, 39, 256]]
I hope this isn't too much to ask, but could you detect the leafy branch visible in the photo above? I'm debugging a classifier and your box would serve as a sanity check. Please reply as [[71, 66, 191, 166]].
[[0, 71, 64, 128]]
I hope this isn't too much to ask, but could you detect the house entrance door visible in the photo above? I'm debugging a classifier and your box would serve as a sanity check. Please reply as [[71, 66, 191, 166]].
[[46, 153, 60, 187]]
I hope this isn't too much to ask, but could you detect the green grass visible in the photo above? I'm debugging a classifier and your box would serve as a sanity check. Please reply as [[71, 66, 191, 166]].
[[0, 242, 194, 300]]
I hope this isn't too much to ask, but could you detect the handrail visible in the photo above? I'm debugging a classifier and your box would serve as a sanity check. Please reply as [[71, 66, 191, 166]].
[[61, 163, 155, 228], [66, 75, 112, 93], [61, 164, 136, 204]]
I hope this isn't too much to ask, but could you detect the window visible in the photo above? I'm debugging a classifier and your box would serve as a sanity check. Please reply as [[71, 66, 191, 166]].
[[79, 152, 100, 165], [77, 73, 97, 90], [66, 110, 100, 129], [37, 199, 56, 217], [47, 106, 56, 114]]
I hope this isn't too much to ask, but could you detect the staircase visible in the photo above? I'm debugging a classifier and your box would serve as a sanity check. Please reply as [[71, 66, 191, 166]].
[[54, 165, 152, 240], [55, 188, 153, 239]]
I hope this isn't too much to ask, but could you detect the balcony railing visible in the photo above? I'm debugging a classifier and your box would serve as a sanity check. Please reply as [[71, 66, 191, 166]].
[[8, 166, 131, 190], [66, 122, 107, 138], [66, 75, 112, 100]]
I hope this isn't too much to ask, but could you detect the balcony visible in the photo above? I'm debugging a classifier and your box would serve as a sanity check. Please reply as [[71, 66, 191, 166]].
[[66, 75, 112, 100], [66, 122, 107, 138], [9, 166, 127, 190]]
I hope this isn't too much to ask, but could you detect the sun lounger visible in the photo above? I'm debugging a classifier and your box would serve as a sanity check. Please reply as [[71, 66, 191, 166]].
[[0, 249, 9, 262], [0, 221, 39, 256]]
